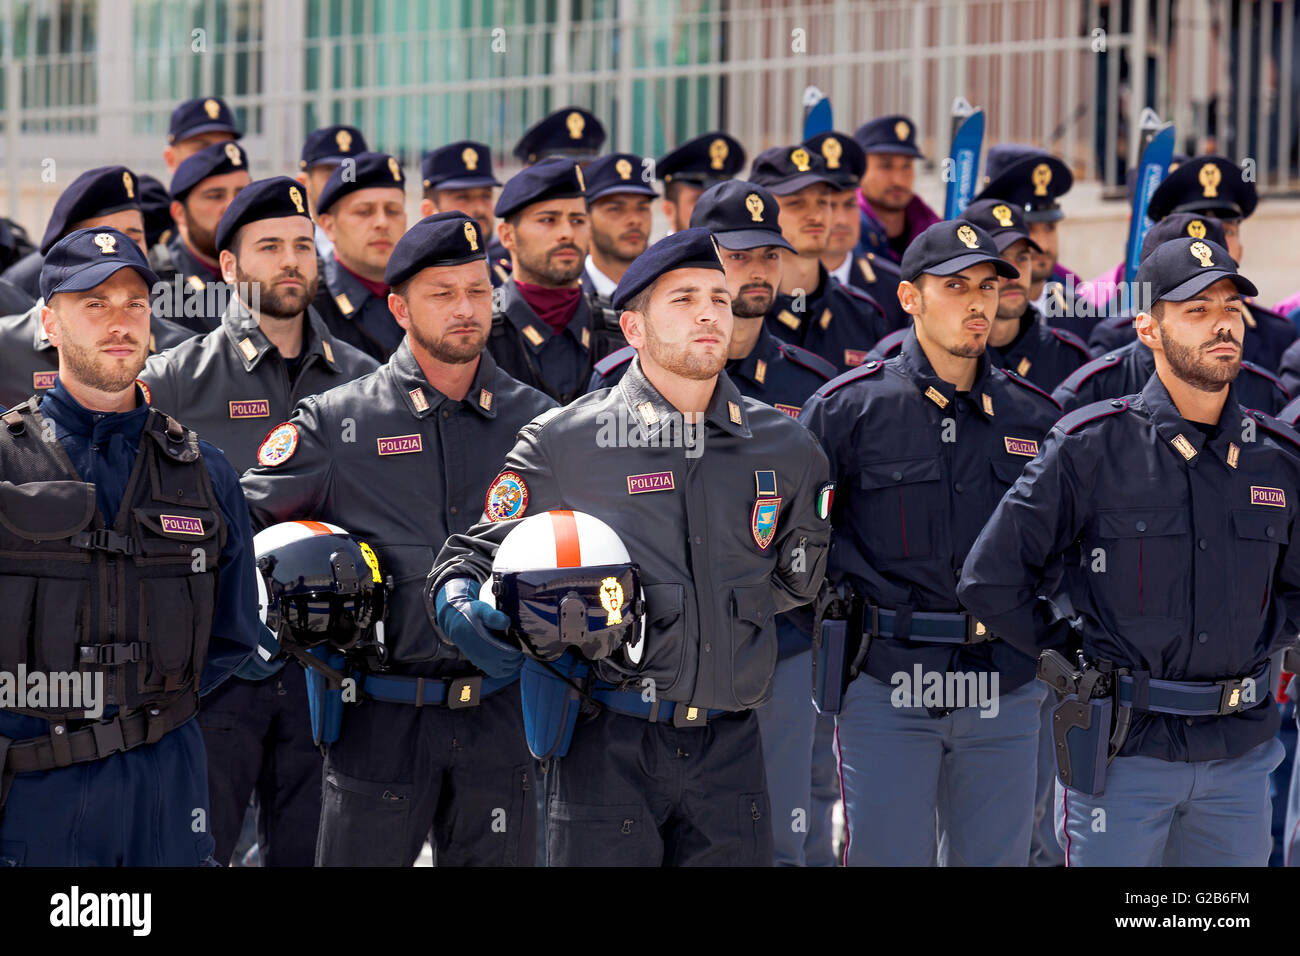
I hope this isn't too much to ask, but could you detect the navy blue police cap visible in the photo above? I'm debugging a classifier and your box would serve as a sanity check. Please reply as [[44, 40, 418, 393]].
[[494, 158, 586, 219], [852, 114, 924, 159], [1139, 213, 1227, 264], [421, 141, 501, 191], [300, 125, 368, 171], [513, 107, 606, 164], [39, 166, 142, 255], [688, 180, 793, 252], [168, 96, 241, 145], [959, 199, 1043, 254], [215, 176, 314, 253], [384, 212, 489, 288], [316, 152, 406, 216], [611, 227, 724, 312], [656, 132, 746, 187], [137, 174, 175, 248], [972, 145, 1073, 222], [749, 145, 838, 195], [40, 227, 160, 302], [584, 153, 658, 203], [803, 132, 866, 190], [900, 220, 1020, 283], [1136, 237, 1257, 305], [1146, 155, 1256, 222], [170, 141, 250, 202]]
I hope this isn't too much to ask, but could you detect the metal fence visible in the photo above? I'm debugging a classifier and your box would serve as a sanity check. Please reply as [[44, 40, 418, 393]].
[[3, 0, 1299, 224]]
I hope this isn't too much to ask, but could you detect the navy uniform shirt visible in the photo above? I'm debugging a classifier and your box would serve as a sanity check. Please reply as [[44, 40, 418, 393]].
[[958, 375, 1300, 762], [240, 341, 555, 676], [0, 299, 194, 410], [489, 275, 626, 405], [147, 232, 225, 335], [839, 251, 909, 334], [431, 356, 831, 711], [766, 264, 889, 373], [140, 299, 378, 473], [312, 255, 405, 362], [1053, 340, 1289, 415], [1088, 302, 1297, 373], [800, 329, 1063, 693]]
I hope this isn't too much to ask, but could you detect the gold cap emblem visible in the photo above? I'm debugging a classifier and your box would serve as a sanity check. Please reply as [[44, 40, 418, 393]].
[[566, 111, 585, 140], [388, 156, 402, 182], [745, 192, 765, 222], [599, 576, 624, 625], [122, 171, 134, 199], [821, 136, 843, 170], [464, 220, 479, 251], [708, 138, 729, 170], [1032, 163, 1052, 197], [224, 142, 242, 165], [992, 204, 1013, 227], [203, 98, 220, 120], [1199, 162, 1222, 198], [289, 186, 305, 213], [790, 147, 811, 172], [894, 120, 910, 141], [462, 146, 478, 171], [1187, 219, 1207, 239], [1189, 241, 1215, 268], [335, 129, 353, 153], [615, 158, 632, 180], [957, 224, 980, 249], [93, 233, 118, 255]]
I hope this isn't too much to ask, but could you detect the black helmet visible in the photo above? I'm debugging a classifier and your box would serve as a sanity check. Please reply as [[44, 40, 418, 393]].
[[254, 520, 387, 654]]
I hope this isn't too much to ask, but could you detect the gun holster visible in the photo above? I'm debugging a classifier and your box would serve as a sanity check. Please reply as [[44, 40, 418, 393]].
[[1038, 649, 1131, 796], [811, 585, 867, 715]]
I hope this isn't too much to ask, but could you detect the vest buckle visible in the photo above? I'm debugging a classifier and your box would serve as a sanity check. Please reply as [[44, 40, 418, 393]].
[[72, 529, 137, 555]]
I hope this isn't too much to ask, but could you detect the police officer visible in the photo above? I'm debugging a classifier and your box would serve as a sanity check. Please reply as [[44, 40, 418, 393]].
[[1087, 156, 1297, 373], [150, 141, 252, 334], [959, 199, 1089, 393], [750, 145, 888, 372], [164, 95, 243, 172], [1055, 216, 1290, 415], [297, 124, 369, 260], [0, 227, 259, 864], [959, 237, 1298, 866], [806, 131, 908, 335], [655, 131, 746, 233], [430, 228, 831, 866], [489, 158, 625, 404], [419, 141, 505, 285], [972, 146, 1088, 338], [512, 107, 605, 166], [137, 173, 176, 250], [241, 212, 555, 866], [311, 151, 409, 362], [853, 114, 940, 264], [800, 220, 1062, 866], [581, 152, 658, 309], [0, 167, 192, 409], [139, 177, 376, 866]]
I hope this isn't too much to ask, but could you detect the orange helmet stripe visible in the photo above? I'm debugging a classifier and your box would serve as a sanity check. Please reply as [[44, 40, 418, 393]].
[[550, 510, 583, 568]]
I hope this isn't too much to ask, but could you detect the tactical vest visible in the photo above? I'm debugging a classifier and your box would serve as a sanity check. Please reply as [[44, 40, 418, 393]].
[[0, 398, 226, 719]]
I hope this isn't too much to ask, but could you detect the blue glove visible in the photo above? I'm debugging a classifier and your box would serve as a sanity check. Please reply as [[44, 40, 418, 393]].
[[234, 623, 287, 681], [434, 578, 522, 678]]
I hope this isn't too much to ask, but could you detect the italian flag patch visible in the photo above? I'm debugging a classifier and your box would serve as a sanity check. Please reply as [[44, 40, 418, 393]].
[[816, 481, 835, 520]]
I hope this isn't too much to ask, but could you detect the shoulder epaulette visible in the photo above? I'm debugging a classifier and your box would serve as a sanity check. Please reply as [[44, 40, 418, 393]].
[[777, 341, 837, 380], [866, 251, 900, 277], [1047, 325, 1090, 358], [1240, 359, 1287, 396], [1057, 352, 1121, 394], [1057, 397, 1129, 434], [837, 281, 882, 311], [1245, 408, 1300, 453], [872, 328, 907, 359], [593, 345, 635, 377], [1000, 367, 1062, 410], [817, 359, 886, 398]]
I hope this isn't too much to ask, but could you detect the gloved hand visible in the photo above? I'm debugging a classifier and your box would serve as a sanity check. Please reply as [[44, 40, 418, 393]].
[[433, 577, 522, 678], [235, 623, 287, 681]]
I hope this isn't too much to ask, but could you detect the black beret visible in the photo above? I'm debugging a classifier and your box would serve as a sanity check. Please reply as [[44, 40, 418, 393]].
[[39, 166, 142, 255], [1146, 155, 1257, 222], [1139, 213, 1227, 264], [494, 158, 586, 219], [136, 174, 175, 248], [41, 227, 160, 302], [899, 220, 1020, 283], [513, 107, 606, 164], [584, 153, 658, 202], [688, 180, 793, 252], [971, 146, 1073, 222], [384, 212, 489, 288], [803, 132, 866, 190], [748, 145, 838, 195], [215, 176, 313, 253], [316, 152, 406, 216], [611, 227, 724, 311], [656, 132, 746, 186], [300, 125, 368, 170], [1136, 237, 1257, 305], [170, 141, 250, 202], [852, 115, 924, 159], [421, 140, 501, 191], [168, 96, 241, 144], [958, 199, 1042, 254]]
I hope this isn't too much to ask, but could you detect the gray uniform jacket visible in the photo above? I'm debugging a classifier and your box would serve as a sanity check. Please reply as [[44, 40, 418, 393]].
[[430, 354, 832, 711]]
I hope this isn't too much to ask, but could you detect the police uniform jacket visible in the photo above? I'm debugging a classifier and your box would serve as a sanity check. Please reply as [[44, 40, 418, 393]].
[[140, 298, 378, 473], [312, 254, 405, 362], [842, 251, 909, 334], [240, 340, 555, 675], [989, 304, 1090, 393], [800, 329, 1063, 693], [431, 355, 831, 711], [766, 264, 889, 373], [148, 232, 225, 335]]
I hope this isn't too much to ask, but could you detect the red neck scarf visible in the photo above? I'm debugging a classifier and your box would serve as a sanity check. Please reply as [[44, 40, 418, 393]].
[[515, 279, 582, 335], [335, 254, 389, 300]]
